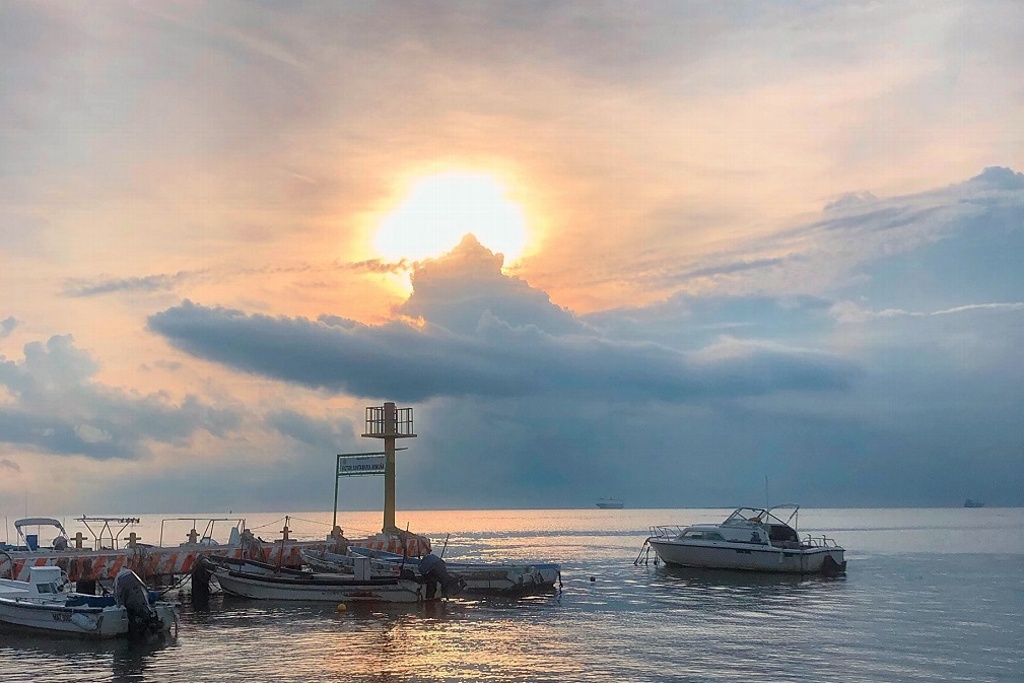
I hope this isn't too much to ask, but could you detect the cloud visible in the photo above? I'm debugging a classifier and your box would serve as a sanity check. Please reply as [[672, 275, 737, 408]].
[[0, 335, 241, 460], [531, 165, 1024, 309], [61, 260, 407, 301], [64, 273, 190, 297], [8, 167, 1022, 511], [831, 301, 1024, 324], [0, 458, 19, 473], [2, 0, 1021, 513], [968, 166, 1024, 191], [824, 192, 879, 212], [398, 234, 588, 336], [148, 239, 858, 404], [265, 409, 356, 450], [643, 165, 1024, 305]]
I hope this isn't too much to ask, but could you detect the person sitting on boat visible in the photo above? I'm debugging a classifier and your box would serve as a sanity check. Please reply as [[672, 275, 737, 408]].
[[330, 526, 350, 554]]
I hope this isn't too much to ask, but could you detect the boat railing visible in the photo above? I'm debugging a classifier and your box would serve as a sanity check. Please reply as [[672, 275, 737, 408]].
[[801, 533, 843, 549], [646, 525, 685, 540], [76, 516, 141, 551], [158, 517, 247, 547]]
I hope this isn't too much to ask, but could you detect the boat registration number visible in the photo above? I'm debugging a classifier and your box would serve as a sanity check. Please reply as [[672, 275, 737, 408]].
[[51, 612, 73, 622]]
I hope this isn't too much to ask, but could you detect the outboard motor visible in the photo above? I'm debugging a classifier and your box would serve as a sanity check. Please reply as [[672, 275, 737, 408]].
[[113, 568, 163, 638], [418, 554, 464, 599]]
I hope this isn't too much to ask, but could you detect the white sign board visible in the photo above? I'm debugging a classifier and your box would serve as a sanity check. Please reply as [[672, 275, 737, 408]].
[[337, 454, 386, 477]]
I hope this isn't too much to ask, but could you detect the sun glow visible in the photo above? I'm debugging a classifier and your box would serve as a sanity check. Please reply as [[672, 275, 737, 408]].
[[374, 172, 529, 264]]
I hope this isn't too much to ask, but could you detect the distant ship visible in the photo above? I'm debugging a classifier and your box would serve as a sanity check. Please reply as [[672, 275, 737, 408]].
[[596, 498, 624, 509], [964, 499, 985, 508]]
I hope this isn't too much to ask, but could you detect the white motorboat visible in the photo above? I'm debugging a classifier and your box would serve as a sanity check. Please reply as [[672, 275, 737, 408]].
[[303, 547, 561, 595], [199, 555, 441, 603], [639, 505, 846, 575], [0, 565, 177, 638]]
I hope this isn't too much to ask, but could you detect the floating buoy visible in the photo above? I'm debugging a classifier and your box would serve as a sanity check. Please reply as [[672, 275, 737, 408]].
[[336, 603, 347, 612]]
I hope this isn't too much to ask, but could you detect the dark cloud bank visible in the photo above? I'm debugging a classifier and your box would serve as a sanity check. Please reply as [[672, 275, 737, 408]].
[[139, 170, 1024, 509]]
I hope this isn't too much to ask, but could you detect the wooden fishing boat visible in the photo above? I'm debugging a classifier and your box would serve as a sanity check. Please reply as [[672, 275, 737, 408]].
[[199, 556, 439, 603], [302, 547, 560, 595]]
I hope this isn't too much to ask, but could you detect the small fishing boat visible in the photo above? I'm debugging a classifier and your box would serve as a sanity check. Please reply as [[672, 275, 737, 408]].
[[638, 505, 846, 575], [199, 555, 448, 603], [596, 498, 624, 509], [0, 565, 177, 638], [302, 547, 561, 595]]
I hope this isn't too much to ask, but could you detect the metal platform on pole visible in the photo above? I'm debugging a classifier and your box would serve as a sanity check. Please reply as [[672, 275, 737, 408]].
[[360, 402, 416, 532]]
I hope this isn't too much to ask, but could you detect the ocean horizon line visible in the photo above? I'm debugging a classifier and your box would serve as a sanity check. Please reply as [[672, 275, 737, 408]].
[[5, 503, 1016, 520]]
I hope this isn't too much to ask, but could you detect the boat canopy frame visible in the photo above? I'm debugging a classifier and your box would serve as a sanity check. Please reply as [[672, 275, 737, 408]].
[[722, 504, 800, 529], [158, 517, 247, 547], [12, 518, 69, 544]]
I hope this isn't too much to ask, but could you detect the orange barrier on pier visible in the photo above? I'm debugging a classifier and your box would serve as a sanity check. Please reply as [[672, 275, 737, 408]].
[[360, 532, 432, 558], [10, 545, 258, 583], [3, 533, 431, 584]]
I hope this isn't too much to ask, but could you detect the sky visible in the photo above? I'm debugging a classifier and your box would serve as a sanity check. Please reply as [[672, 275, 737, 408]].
[[2, 1, 1023, 519]]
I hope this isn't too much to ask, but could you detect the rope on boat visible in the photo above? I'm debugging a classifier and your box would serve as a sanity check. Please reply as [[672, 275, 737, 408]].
[[248, 517, 287, 531], [633, 539, 649, 565], [633, 538, 658, 566], [287, 515, 332, 528]]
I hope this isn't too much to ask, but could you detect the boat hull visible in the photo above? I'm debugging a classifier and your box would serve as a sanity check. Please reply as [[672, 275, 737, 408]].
[[457, 562, 561, 594], [207, 559, 430, 603], [214, 572, 428, 602], [334, 549, 561, 595], [0, 598, 176, 638], [649, 540, 845, 575]]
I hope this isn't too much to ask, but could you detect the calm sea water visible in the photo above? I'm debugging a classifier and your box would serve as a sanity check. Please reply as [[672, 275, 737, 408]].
[[2, 507, 1022, 682]]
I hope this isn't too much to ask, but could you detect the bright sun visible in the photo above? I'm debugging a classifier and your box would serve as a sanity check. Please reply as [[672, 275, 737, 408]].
[[374, 172, 529, 263]]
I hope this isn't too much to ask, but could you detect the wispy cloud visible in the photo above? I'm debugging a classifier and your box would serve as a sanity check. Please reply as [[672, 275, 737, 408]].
[[64, 273, 192, 297], [832, 301, 1024, 323], [63, 260, 409, 299]]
